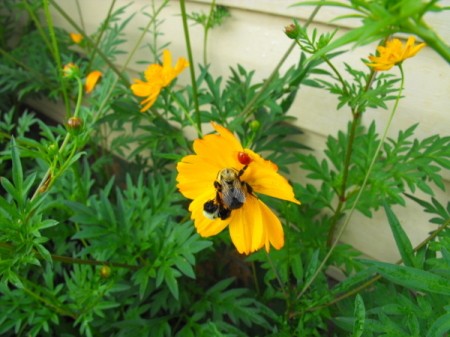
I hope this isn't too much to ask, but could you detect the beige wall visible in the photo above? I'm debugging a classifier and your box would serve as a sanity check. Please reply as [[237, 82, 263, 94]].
[[50, 0, 450, 261]]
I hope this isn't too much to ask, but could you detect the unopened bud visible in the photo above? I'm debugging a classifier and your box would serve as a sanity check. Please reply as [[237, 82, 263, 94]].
[[249, 120, 260, 132], [100, 265, 111, 278], [62, 63, 79, 79], [67, 117, 83, 130], [284, 23, 300, 39]]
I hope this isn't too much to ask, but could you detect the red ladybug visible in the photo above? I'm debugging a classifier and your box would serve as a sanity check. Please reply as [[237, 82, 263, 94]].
[[237, 151, 252, 165]]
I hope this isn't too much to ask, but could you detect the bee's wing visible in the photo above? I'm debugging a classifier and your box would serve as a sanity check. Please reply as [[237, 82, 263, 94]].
[[221, 181, 246, 210]]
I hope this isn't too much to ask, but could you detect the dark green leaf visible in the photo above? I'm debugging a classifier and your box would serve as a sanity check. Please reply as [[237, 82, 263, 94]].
[[383, 201, 415, 267], [352, 294, 365, 337], [362, 260, 450, 296]]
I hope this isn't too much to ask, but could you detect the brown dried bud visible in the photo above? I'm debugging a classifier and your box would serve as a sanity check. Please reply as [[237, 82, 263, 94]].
[[67, 117, 83, 130]]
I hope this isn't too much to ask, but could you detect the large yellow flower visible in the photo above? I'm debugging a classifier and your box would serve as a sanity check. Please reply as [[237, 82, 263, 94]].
[[176, 122, 300, 255], [131, 49, 189, 112], [367, 36, 426, 71]]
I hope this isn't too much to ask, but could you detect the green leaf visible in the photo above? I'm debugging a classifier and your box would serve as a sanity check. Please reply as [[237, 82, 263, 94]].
[[305, 249, 320, 284], [11, 138, 23, 193], [427, 312, 450, 337], [164, 267, 179, 300], [383, 201, 415, 267], [352, 294, 365, 337], [362, 260, 450, 296]]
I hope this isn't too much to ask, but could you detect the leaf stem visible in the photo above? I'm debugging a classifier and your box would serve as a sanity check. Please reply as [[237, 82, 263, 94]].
[[0, 242, 139, 270], [307, 216, 450, 312], [297, 64, 406, 300], [203, 0, 216, 65], [327, 69, 377, 245], [241, 3, 323, 120], [41, 0, 71, 115], [179, 0, 202, 137]]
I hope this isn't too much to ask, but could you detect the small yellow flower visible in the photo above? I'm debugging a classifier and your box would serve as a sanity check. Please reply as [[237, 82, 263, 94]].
[[62, 62, 79, 78], [367, 36, 426, 71], [130, 49, 189, 112], [70, 32, 83, 44], [176, 122, 300, 255], [84, 70, 102, 93]]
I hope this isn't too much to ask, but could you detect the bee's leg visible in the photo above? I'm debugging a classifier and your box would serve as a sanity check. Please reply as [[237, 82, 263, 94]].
[[218, 206, 231, 220], [243, 182, 257, 198], [238, 165, 248, 178]]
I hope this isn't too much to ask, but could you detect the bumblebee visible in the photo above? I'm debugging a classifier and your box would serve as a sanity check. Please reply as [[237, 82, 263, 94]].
[[203, 166, 252, 220]]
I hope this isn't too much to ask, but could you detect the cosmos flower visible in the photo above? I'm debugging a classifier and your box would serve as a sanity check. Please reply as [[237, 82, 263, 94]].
[[367, 36, 426, 71], [69, 32, 83, 44], [130, 49, 189, 112], [176, 122, 300, 255], [84, 70, 102, 93]]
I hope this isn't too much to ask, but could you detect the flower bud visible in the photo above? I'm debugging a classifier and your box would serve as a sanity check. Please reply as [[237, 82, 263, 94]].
[[284, 23, 300, 39], [249, 120, 260, 132], [63, 63, 79, 79], [67, 117, 83, 130], [69, 32, 83, 44], [100, 265, 111, 278]]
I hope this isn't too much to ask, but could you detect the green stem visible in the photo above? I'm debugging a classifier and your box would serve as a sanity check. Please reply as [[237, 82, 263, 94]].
[[22, 0, 70, 116], [0, 242, 139, 270], [327, 70, 377, 245], [179, 0, 202, 137], [170, 92, 202, 137], [306, 216, 450, 313], [297, 65, 406, 300], [241, 4, 323, 120], [49, 0, 129, 87], [75, 0, 85, 32], [31, 77, 83, 200], [22, 282, 77, 319], [86, 0, 117, 71], [203, 0, 216, 65], [403, 20, 450, 63], [326, 114, 360, 245]]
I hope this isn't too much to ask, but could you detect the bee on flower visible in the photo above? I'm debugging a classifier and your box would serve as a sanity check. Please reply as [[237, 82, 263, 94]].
[[176, 122, 300, 255]]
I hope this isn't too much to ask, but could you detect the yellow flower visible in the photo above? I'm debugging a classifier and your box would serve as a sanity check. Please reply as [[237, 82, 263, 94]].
[[367, 36, 426, 71], [84, 70, 102, 94], [70, 32, 83, 44], [130, 49, 189, 112], [176, 123, 300, 255]]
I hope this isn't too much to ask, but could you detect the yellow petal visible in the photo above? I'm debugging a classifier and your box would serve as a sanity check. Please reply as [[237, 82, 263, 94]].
[[243, 150, 300, 204], [190, 190, 230, 237], [193, 134, 242, 170], [211, 122, 243, 150], [130, 80, 153, 97], [139, 89, 161, 111], [85, 70, 102, 94], [144, 64, 164, 84], [70, 32, 83, 44], [162, 49, 172, 69], [228, 195, 265, 254], [174, 57, 189, 76], [177, 155, 219, 199], [258, 200, 284, 251]]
